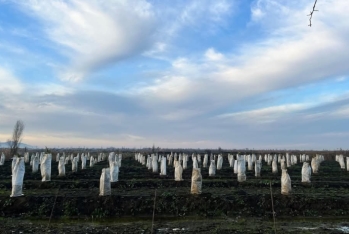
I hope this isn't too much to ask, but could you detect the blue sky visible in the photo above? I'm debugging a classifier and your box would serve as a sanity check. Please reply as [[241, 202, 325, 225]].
[[0, 0, 349, 149]]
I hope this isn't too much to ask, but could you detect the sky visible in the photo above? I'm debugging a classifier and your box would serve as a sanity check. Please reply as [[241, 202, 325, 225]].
[[0, 0, 349, 150]]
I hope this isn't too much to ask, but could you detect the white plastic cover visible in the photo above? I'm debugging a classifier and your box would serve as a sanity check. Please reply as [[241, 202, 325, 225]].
[[255, 160, 262, 177], [209, 160, 216, 176], [174, 161, 183, 181], [41, 154, 52, 182], [280, 159, 286, 170], [286, 153, 291, 167], [272, 160, 278, 174], [11, 157, 25, 197], [0, 152, 5, 166], [301, 162, 311, 183], [338, 155, 345, 169], [233, 159, 238, 174], [247, 155, 253, 171], [32, 155, 39, 173], [292, 155, 298, 165], [100, 168, 111, 196], [110, 161, 119, 182], [203, 154, 208, 168], [238, 159, 246, 182], [197, 154, 201, 164], [267, 154, 272, 166], [141, 155, 146, 165], [152, 155, 158, 173], [40, 152, 43, 163], [168, 155, 173, 166], [228, 154, 234, 167], [252, 154, 256, 163], [12, 156, 18, 174], [72, 157, 78, 172], [24, 152, 30, 163], [90, 157, 94, 167], [183, 157, 187, 170], [193, 156, 199, 169], [160, 156, 167, 176], [58, 157, 65, 176], [65, 156, 69, 165], [29, 154, 34, 166], [108, 152, 116, 163], [147, 156, 152, 170], [311, 157, 319, 173], [217, 155, 223, 170], [81, 155, 86, 170], [190, 168, 202, 194], [281, 169, 291, 195]]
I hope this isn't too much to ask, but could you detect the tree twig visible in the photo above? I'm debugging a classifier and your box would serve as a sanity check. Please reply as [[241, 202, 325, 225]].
[[270, 181, 277, 234], [48, 187, 60, 229], [151, 189, 157, 234], [308, 0, 318, 27]]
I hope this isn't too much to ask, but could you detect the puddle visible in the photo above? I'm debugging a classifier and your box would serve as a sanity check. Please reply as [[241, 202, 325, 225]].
[[173, 227, 188, 231], [335, 226, 349, 233], [296, 227, 319, 230]]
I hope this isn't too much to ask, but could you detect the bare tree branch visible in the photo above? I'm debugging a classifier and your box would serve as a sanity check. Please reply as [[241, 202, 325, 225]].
[[308, 0, 319, 27], [7, 120, 25, 157]]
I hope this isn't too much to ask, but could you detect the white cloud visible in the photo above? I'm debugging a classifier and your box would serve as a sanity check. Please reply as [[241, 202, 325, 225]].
[[18, 0, 156, 82], [136, 75, 193, 103], [217, 104, 310, 123], [0, 67, 23, 94], [205, 48, 224, 61]]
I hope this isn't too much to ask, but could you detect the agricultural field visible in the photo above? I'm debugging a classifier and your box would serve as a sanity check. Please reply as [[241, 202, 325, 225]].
[[0, 151, 349, 233]]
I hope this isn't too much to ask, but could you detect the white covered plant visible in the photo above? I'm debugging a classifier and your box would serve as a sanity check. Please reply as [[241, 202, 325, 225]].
[[237, 158, 246, 182], [0, 152, 5, 166], [174, 160, 183, 181], [58, 157, 65, 176], [301, 162, 311, 183], [100, 168, 111, 196], [41, 153, 52, 182], [11, 157, 25, 197], [190, 168, 202, 194], [281, 169, 291, 195]]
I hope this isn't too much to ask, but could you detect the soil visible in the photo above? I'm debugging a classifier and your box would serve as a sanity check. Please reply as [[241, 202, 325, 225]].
[[0, 153, 349, 233]]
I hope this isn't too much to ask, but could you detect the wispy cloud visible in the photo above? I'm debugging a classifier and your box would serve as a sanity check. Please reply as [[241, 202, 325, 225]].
[[16, 0, 156, 82], [217, 104, 309, 123]]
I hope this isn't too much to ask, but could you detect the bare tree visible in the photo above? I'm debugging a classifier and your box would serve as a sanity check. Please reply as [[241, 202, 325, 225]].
[[7, 120, 25, 157]]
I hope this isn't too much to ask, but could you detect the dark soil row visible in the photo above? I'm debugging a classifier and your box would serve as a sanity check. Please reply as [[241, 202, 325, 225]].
[[1, 190, 349, 219]]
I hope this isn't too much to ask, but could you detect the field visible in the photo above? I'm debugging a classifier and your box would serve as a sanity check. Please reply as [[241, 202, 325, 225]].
[[0, 152, 349, 233]]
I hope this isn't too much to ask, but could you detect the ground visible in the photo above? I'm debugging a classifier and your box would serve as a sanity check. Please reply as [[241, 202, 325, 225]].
[[0, 152, 349, 233]]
